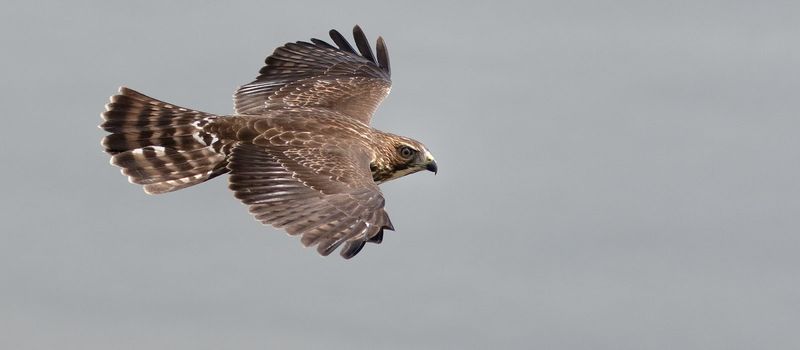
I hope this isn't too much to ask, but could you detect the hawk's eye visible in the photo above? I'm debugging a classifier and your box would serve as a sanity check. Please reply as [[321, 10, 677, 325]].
[[399, 146, 415, 159]]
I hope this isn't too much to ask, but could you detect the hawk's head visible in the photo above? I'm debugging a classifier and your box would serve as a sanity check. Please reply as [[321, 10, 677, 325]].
[[371, 133, 437, 183]]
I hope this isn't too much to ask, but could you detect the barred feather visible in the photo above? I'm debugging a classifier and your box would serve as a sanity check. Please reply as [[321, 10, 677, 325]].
[[101, 87, 229, 194], [233, 25, 391, 124], [99, 25, 425, 259]]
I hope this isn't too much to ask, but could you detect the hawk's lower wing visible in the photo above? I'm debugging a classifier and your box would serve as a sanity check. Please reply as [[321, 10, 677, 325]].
[[227, 143, 393, 258]]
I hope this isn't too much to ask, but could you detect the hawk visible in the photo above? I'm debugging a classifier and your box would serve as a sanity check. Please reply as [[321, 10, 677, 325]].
[[100, 26, 437, 259]]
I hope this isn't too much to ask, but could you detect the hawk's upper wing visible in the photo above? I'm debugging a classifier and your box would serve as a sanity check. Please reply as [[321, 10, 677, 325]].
[[228, 143, 393, 258], [233, 26, 391, 125]]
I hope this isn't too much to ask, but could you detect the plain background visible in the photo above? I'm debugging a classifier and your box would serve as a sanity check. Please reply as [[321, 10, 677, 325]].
[[1, 1, 799, 349]]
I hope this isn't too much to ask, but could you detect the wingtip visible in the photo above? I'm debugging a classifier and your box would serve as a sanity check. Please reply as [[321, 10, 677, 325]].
[[339, 240, 366, 259], [367, 229, 384, 244], [376, 36, 390, 75], [310, 37, 336, 49], [383, 216, 395, 231], [351, 25, 376, 64], [328, 28, 356, 54]]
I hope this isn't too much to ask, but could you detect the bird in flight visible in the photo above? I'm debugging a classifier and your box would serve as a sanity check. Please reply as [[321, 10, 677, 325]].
[[100, 25, 437, 259]]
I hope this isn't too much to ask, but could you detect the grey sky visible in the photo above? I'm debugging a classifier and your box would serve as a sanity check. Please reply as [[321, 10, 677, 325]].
[[1, 1, 799, 349]]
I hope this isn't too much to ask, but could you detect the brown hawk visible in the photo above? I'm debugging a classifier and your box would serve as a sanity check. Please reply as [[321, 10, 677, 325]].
[[100, 26, 437, 259]]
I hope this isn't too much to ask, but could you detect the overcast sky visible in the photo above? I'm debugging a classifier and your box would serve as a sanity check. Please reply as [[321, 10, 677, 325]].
[[1, 1, 799, 349]]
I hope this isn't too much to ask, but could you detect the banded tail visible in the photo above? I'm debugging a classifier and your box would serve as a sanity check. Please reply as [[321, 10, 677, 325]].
[[100, 87, 229, 194]]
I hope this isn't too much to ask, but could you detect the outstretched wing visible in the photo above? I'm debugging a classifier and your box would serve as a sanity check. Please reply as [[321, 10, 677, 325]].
[[233, 25, 391, 125], [228, 143, 393, 258]]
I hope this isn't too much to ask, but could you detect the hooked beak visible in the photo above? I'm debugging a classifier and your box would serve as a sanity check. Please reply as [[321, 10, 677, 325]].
[[425, 159, 438, 174], [422, 150, 437, 174]]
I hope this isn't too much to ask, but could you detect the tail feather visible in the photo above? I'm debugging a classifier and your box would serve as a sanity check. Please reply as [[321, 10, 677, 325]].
[[101, 87, 229, 194], [102, 127, 209, 151]]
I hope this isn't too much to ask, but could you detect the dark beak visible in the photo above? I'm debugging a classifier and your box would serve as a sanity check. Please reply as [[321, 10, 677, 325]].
[[426, 160, 438, 174]]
